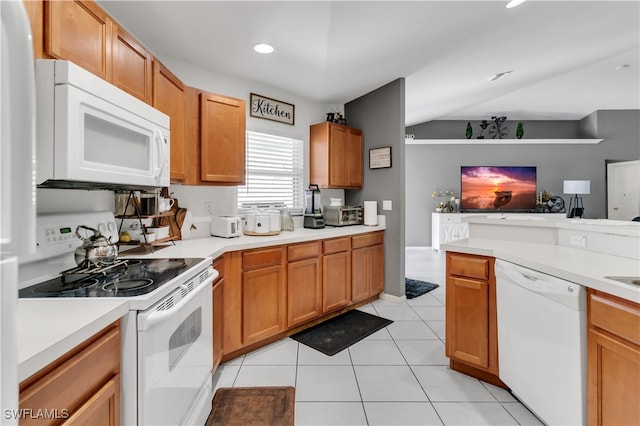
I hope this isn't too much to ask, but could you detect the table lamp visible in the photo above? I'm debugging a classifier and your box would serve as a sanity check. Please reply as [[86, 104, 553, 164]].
[[563, 180, 590, 218]]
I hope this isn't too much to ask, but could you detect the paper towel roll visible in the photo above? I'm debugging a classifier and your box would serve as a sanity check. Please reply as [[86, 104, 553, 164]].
[[363, 201, 378, 226]]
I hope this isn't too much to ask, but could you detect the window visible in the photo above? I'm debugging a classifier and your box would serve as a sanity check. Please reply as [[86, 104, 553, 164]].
[[238, 131, 304, 212]]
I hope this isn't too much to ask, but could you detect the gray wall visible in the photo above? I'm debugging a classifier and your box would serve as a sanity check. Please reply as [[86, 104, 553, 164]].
[[405, 110, 640, 247], [345, 79, 406, 298]]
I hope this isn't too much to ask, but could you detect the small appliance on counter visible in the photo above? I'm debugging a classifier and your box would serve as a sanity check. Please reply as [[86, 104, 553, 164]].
[[210, 215, 242, 238], [324, 206, 362, 226], [304, 184, 325, 229]]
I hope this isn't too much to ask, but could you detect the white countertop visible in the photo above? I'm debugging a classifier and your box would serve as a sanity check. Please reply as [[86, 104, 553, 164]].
[[463, 214, 640, 237], [18, 224, 385, 381], [120, 224, 386, 260], [441, 238, 640, 303], [17, 299, 129, 382]]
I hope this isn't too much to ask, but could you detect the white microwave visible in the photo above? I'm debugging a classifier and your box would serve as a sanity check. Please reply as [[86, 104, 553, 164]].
[[35, 59, 170, 189]]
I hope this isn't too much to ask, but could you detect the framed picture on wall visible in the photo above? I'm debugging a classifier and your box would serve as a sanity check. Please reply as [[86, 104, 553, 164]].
[[369, 146, 392, 169]]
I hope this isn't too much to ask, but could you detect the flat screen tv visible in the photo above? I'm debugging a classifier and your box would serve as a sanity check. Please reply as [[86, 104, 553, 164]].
[[460, 166, 537, 212]]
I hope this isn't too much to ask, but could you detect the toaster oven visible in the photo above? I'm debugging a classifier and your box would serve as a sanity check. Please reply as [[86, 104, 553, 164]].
[[324, 206, 362, 226]]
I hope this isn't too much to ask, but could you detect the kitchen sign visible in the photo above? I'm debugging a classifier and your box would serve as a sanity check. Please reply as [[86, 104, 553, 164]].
[[250, 93, 295, 125]]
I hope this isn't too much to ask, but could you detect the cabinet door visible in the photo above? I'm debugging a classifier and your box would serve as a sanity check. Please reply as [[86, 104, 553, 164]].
[[61, 375, 120, 426], [45, 0, 112, 80], [370, 244, 385, 295], [351, 247, 369, 303], [200, 93, 246, 184], [111, 24, 153, 104], [222, 252, 242, 354], [346, 129, 363, 187], [328, 125, 347, 187], [212, 280, 224, 371], [446, 276, 490, 369], [242, 265, 285, 344], [588, 328, 640, 425], [153, 61, 186, 182], [288, 257, 322, 327], [323, 251, 351, 313]]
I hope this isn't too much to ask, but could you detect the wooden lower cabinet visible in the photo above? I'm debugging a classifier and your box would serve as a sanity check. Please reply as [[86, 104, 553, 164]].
[[19, 321, 121, 426], [351, 232, 384, 303], [287, 242, 322, 328], [241, 247, 286, 345], [445, 252, 501, 384], [242, 265, 286, 344], [587, 289, 640, 425], [212, 256, 225, 372], [221, 232, 384, 362], [322, 238, 352, 313]]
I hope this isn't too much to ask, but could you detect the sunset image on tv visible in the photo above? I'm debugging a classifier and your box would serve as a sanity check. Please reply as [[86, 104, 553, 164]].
[[460, 166, 537, 211]]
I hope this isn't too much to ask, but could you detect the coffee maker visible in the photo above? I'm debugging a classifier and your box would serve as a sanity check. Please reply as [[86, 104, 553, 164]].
[[303, 184, 325, 229]]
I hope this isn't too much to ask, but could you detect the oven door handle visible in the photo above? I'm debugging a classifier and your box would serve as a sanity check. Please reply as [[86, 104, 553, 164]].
[[138, 269, 216, 331]]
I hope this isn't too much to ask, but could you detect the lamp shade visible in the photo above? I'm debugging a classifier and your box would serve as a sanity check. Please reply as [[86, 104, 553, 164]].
[[563, 180, 590, 195]]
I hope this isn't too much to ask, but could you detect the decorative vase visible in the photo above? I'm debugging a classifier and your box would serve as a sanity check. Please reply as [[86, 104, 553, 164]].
[[435, 207, 443, 213], [465, 122, 473, 139], [516, 122, 524, 139]]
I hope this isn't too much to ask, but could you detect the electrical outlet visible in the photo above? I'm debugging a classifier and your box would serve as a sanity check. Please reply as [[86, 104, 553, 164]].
[[205, 201, 214, 215], [383, 200, 392, 211], [570, 235, 587, 247]]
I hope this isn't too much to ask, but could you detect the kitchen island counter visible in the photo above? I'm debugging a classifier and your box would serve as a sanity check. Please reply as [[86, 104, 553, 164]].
[[441, 237, 640, 303], [17, 298, 128, 382]]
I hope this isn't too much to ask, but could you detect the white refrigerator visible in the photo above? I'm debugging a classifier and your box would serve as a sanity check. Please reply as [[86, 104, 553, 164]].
[[0, 1, 36, 425]]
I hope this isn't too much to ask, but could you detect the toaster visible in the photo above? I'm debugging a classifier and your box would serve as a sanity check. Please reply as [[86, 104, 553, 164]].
[[210, 216, 242, 238]]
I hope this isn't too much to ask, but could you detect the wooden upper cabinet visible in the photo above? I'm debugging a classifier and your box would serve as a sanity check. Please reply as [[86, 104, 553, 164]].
[[45, 0, 112, 80], [310, 122, 363, 189], [200, 92, 246, 185], [24, 0, 45, 59], [111, 24, 153, 104], [153, 61, 186, 182]]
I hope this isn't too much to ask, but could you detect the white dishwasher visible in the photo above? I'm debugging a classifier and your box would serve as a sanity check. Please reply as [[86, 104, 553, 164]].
[[495, 259, 587, 426]]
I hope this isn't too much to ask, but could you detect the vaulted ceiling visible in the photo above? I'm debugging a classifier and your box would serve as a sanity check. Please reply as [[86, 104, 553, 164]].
[[98, 1, 640, 126]]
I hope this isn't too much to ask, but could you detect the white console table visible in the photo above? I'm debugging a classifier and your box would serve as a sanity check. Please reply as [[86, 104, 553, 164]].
[[431, 212, 566, 250]]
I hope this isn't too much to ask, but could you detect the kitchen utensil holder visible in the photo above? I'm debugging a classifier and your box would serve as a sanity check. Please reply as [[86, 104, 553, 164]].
[[116, 190, 178, 249]]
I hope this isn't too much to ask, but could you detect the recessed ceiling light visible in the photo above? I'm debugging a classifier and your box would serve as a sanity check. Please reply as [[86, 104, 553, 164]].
[[506, 0, 527, 8], [485, 70, 513, 82], [253, 43, 274, 54]]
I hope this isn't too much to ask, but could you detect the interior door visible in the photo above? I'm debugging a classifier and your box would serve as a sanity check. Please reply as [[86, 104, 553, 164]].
[[607, 160, 640, 220]]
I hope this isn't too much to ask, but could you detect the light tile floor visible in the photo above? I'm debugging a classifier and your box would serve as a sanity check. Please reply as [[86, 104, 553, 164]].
[[212, 247, 544, 425]]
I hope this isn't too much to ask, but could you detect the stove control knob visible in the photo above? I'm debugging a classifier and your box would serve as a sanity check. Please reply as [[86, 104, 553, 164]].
[[98, 223, 107, 234], [108, 221, 116, 232]]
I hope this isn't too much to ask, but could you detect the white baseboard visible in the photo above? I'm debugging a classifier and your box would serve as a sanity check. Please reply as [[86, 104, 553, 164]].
[[379, 292, 407, 303]]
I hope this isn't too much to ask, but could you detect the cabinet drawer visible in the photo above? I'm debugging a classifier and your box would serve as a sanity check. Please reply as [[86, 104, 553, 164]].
[[213, 256, 224, 282], [20, 323, 120, 423], [288, 241, 321, 262], [352, 232, 384, 249], [441, 215, 462, 223], [323, 237, 351, 254], [589, 290, 640, 346], [243, 247, 283, 270], [448, 253, 490, 280]]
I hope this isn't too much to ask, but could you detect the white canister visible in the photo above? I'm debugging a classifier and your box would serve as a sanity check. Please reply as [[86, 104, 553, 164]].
[[244, 211, 257, 232], [267, 208, 281, 232], [254, 214, 271, 234]]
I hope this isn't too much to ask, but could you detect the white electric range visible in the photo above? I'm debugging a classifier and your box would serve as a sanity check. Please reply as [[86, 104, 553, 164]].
[[18, 211, 214, 425]]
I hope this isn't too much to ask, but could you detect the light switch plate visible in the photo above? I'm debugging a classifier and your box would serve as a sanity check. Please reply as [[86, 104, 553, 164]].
[[383, 200, 392, 210]]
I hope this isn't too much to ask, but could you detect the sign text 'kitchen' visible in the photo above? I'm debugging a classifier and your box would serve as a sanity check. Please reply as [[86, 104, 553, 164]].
[[250, 93, 295, 125]]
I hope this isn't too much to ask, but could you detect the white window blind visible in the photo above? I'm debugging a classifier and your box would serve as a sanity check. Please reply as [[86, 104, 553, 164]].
[[238, 131, 304, 212]]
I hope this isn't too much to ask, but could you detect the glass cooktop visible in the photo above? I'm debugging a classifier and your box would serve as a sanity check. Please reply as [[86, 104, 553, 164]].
[[19, 258, 205, 298]]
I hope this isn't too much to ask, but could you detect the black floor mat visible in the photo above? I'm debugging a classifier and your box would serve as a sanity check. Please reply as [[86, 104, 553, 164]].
[[290, 310, 393, 356], [405, 278, 439, 299]]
